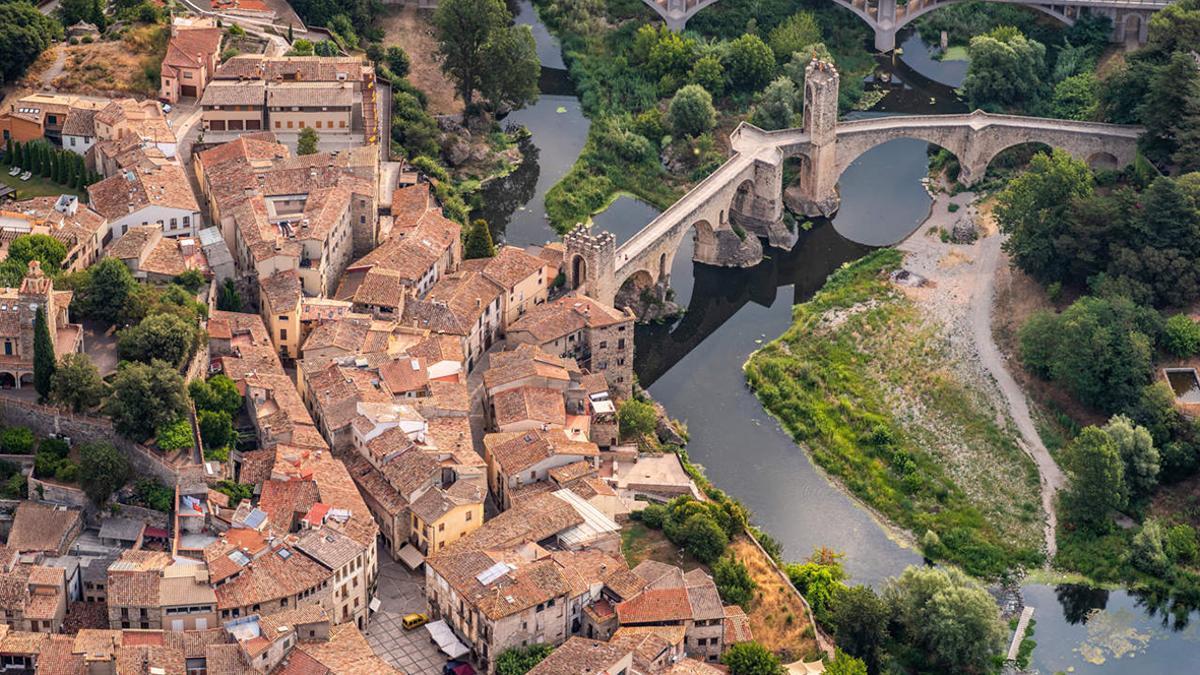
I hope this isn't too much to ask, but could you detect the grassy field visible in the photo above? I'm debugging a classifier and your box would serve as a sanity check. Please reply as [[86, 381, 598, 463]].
[[0, 163, 82, 200], [744, 249, 1043, 577], [51, 24, 168, 97]]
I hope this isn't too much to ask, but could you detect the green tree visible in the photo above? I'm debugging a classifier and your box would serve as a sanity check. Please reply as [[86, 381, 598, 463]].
[[217, 278, 243, 312], [117, 313, 199, 367], [785, 549, 847, 624], [828, 585, 890, 670], [750, 77, 799, 130], [1102, 414, 1160, 501], [9, 234, 68, 272], [1166, 523, 1199, 564], [198, 410, 235, 451], [50, 353, 106, 413], [679, 512, 728, 564], [618, 398, 658, 439], [767, 11, 821, 63], [723, 34, 775, 93], [1174, 92, 1200, 173], [667, 84, 716, 138], [82, 258, 137, 324], [1132, 517, 1171, 575], [479, 25, 540, 110], [884, 566, 1006, 674], [1047, 297, 1157, 414], [1164, 314, 1200, 357], [433, 0, 510, 107], [822, 652, 867, 675], [0, 427, 34, 454], [464, 219, 496, 260], [1061, 426, 1128, 530], [33, 306, 55, 401], [385, 46, 411, 77], [287, 39, 314, 56], [104, 360, 190, 442], [722, 642, 783, 675], [713, 554, 756, 608], [155, 417, 193, 452], [78, 442, 130, 504], [1051, 72, 1099, 120], [964, 26, 1047, 111], [495, 644, 553, 675], [689, 55, 726, 97], [297, 127, 319, 155], [996, 150, 1094, 284], [1138, 52, 1200, 165], [188, 374, 243, 415]]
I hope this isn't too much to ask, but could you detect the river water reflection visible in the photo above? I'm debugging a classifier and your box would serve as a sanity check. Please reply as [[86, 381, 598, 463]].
[[477, 6, 1200, 668]]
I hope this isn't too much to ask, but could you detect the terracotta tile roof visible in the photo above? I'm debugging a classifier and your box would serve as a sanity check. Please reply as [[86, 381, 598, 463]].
[[377, 356, 428, 395], [492, 387, 567, 429], [527, 637, 629, 675], [478, 246, 553, 291], [442, 491, 583, 553], [163, 27, 221, 70], [106, 571, 160, 608], [346, 456, 408, 516], [202, 643, 254, 674], [214, 55, 367, 83], [260, 270, 302, 313], [508, 294, 632, 344], [33, 634, 84, 675], [684, 568, 725, 621], [300, 316, 374, 357], [723, 605, 753, 644], [424, 416, 479, 465], [427, 547, 570, 621], [485, 429, 598, 477], [294, 527, 362, 570], [483, 344, 578, 391], [379, 446, 441, 500], [274, 648, 330, 675], [114, 643, 185, 675], [548, 549, 629, 598], [611, 625, 685, 671], [106, 224, 158, 260], [616, 587, 693, 624], [549, 460, 597, 486], [258, 478, 321, 535], [0, 567, 29, 611], [666, 658, 727, 675], [631, 560, 685, 589], [61, 108, 95, 137], [410, 477, 485, 525], [604, 568, 649, 601], [257, 604, 328, 637], [351, 268, 407, 310], [422, 271, 502, 329], [421, 380, 471, 416], [402, 298, 472, 337], [213, 545, 328, 611], [0, 629, 48, 655], [266, 83, 354, 108], [6, 502, 81, 555], [199, 81, 266, 107], [88, 164, 199, 219], [407, 334, 465, 367], [292, 622, 401, 674]]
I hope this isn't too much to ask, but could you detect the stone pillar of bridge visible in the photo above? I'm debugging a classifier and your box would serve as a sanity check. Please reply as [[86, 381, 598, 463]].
[[874, 0, 898, 52], [662, 0, 689, 31], [793, 59, 842, 217], [564, 225, 617, 307]]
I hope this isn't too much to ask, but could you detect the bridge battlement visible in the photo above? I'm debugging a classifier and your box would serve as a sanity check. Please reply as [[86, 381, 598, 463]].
[[642, 0, 1169, 50], [571, 61, 1143, 313]]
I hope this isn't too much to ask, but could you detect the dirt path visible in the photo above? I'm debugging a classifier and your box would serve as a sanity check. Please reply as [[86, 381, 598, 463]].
[[898, 187, 1065, 560], [39, 45, 66, 89], [971, 232, 1066, 558]]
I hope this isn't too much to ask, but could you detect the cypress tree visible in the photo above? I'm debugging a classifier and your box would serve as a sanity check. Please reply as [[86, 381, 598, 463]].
[[18, 142, 28, 171], [12, 141, 21, 169], [51, 152, 61, 185], [39, 144, 50, 178], [33, 306, 55, 402], [4, 138, 12, 165], [464, 219, 496, 260]]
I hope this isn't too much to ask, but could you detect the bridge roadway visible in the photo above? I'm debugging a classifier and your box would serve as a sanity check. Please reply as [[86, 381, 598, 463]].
[[612, 111, 1140, 287], [646, 0, 1173, 49]]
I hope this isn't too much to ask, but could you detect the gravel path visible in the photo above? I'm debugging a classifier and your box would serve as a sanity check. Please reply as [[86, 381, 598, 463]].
[[971, 233, 1065, 558]]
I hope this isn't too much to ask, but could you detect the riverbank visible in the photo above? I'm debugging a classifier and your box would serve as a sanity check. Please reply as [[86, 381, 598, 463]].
[[743, 194, 1045, 578]]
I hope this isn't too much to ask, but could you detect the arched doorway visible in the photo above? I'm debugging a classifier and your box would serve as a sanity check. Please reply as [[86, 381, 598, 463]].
[[571, 255, 587, 289], [18, 373, 33, 389], [1123, 14, 1143, 49], [0, 373, 15, 389]]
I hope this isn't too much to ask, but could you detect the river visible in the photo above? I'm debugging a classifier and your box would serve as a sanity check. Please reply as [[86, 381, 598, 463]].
[[480, 6, 1200, 670]]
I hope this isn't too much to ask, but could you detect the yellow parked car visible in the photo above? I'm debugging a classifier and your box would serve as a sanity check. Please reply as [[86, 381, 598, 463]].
[[402, 613, 429, 630]]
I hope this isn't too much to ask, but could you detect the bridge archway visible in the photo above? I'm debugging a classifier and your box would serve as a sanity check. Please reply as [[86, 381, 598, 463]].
[[691, 219, 718, 263], [1122, 13, 1144, 47], [1088, 151, 1119, 171]]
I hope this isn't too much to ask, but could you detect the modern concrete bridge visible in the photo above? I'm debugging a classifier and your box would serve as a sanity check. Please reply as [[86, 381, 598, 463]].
[[645, 0, 1172, 50], [566, 60, 1142, 308]]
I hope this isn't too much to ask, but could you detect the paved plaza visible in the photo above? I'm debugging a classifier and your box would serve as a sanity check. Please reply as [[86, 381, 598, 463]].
[[367, 552, 448, 675]]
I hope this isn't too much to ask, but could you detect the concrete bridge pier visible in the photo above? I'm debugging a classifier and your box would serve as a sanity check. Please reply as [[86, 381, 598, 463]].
[[874, 0, 899, 52]]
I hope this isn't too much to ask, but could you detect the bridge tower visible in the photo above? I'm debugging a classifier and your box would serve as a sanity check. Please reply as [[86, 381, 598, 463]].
[[564, 225, 618, 306], [796, 58, 842, 217]]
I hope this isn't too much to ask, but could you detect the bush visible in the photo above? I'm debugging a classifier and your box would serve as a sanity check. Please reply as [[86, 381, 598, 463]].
[[155, 418, 193, 452], [1131, 518, 1171, 576], [495, 644, 553, 675], [1164, 314, 1200, 357], [213, 479, 253, 504], [133, 478, 173, 512], [618, 398, 658, 440], [0, 427, 35, 454], [54, 461, 79, 484], [78, 442, 129, 504], [714, 555, 757, 608], [1166, 523, 1199, 564], [39, 438, 69, 460], [667, 84, 716, 138], [678, 511, 728, 564], [722, 642, 783, 675], [637, 503, 667, 528]]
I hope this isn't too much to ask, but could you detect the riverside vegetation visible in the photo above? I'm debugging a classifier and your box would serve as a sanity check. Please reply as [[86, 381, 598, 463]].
[[744, 249, 1044, 577]]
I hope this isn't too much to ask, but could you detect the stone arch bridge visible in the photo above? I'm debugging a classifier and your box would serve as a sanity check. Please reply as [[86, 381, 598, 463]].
[[645, 0, 1172, 51], [567, 62, 1141, 308]]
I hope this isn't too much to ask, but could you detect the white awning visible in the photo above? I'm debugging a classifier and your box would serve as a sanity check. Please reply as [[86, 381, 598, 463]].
[[397, 543, 425, 570], [426, 620, 470, 659]]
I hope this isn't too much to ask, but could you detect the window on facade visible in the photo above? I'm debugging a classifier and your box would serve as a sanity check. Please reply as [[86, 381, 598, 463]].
[[339, 121, 346, 128], [599, 341, 607, 349], [316, 121, 322, 129], [280, 329, 288, 340], [617, 339, 626, 350], [183, 216, 190, 226], [465, 511, 472, 521], [170, 218, 177, 228]]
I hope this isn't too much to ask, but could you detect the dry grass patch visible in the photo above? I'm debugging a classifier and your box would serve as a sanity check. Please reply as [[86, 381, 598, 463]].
[[380, 7, 462, 115], [51, 25, 168, 98], [730, 535, 821, 661]]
